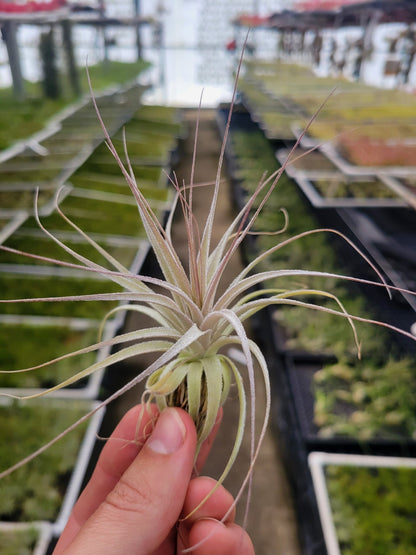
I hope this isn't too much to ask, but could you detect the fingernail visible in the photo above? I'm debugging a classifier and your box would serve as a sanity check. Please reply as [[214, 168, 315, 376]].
[[147, 408, 186, 454]]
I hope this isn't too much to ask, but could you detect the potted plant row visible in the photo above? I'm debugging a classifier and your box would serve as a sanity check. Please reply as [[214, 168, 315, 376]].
[[237, 76, 299, 141], [0, 84, 149, 197], [0, 99, 186, 552], [227, 120, 416, 449], [222, 112, 416, 552], [239, 59, 416, 190], [0, 101, 184, 401]]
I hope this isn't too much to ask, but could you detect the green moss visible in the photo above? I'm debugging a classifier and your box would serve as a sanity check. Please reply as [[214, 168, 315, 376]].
[[0, 527, 39, 555], [0, 274, 122, 318], [0, 400, 89, 521], [29, 194, 145, 238], [0, 95, 68, 151], [311, 177, 397, 200], [0, 218, 10, 230], [237, 77, 279, 111], [0, 324, 98, 388], [326, 465, 416, 554], [79, 60, 150, 92], [91, 134, 173, 165], [0, 61, 150, 151], [0, 187, 56, 210], [127, 118, 183, 139], [128, 106, 185, 137], [0, 168, 59, 184], [257, 110, 299, 140], [133, 104, 182, 125], [1, 232, 139, 269], [69, 174, 169, 202], [74, 166, 163, 183]]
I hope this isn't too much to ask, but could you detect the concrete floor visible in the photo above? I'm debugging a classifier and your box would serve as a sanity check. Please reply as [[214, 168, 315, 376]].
[[105, 109, 302, 554]]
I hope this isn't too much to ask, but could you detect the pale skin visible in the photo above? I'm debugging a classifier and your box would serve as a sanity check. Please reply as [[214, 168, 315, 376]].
[[53, 404, 254, 554]]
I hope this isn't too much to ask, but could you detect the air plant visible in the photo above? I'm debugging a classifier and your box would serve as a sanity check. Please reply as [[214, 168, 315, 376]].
[[0, 53, 416, 535]]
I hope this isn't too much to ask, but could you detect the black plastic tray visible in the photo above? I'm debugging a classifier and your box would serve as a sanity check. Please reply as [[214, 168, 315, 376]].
[[285, 354, 416, 457]]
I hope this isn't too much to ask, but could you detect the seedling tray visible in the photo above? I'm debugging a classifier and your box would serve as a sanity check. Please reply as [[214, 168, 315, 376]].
[[0, 522, 52, 555], [249, 110, 298, 142], [0, 272, 123, 319], [285, 355, 416, 456], [69, 166, 168, 196], [279, 146, 339, 174], [264, 349, 327, 555], [0, 185, 57, 212], [276, 150, 406, 208], [29, 191, 147, 238], [0, 319, 99, 392], [320, 141, 416, 178], [0, 212, 27, 244], [0, 229, 141, 270], [0, 398, 104, 535], [379, 174, 416, 210], [309, 452, 416, 555]]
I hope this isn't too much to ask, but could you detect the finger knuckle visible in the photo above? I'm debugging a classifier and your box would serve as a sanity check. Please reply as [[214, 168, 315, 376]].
[[104, 475, 154, 515]]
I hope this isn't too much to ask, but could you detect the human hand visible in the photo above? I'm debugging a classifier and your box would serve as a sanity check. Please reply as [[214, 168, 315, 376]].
[[53, 404, 254, 554]]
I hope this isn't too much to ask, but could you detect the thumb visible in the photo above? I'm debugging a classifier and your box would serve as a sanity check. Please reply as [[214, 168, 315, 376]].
[[66, 408, 197, 554]]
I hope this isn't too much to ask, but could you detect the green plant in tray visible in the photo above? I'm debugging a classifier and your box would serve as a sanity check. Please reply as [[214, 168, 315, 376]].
[[28, 194, 146, 238], [314, 355, 416, 440], [0, 324, 97, 389], [0, 274, 122, 319], [230, 126, 416, 441], [0, 233, 139, 270], [326, 464, 416, 554], [0, 400, 88, 522], [0, 527, 39, 555], [311, 177, 397, 200]]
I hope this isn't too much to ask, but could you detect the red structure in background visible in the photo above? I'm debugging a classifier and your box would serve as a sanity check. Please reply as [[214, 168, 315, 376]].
[[0, 0, 66, 13], [234, 14, 270, 27], [295, 0, 367, 10], [226, 38, 237, 51]]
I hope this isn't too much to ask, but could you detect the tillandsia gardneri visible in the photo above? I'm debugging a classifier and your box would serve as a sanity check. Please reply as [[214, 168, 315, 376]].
[[1, 54, 416, 533]]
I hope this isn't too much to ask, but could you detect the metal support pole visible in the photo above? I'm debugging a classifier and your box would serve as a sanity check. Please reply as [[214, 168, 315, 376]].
[[61, 19, 81, 97], [1, 21, 25, 100], [134, 0, 142, 60]]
